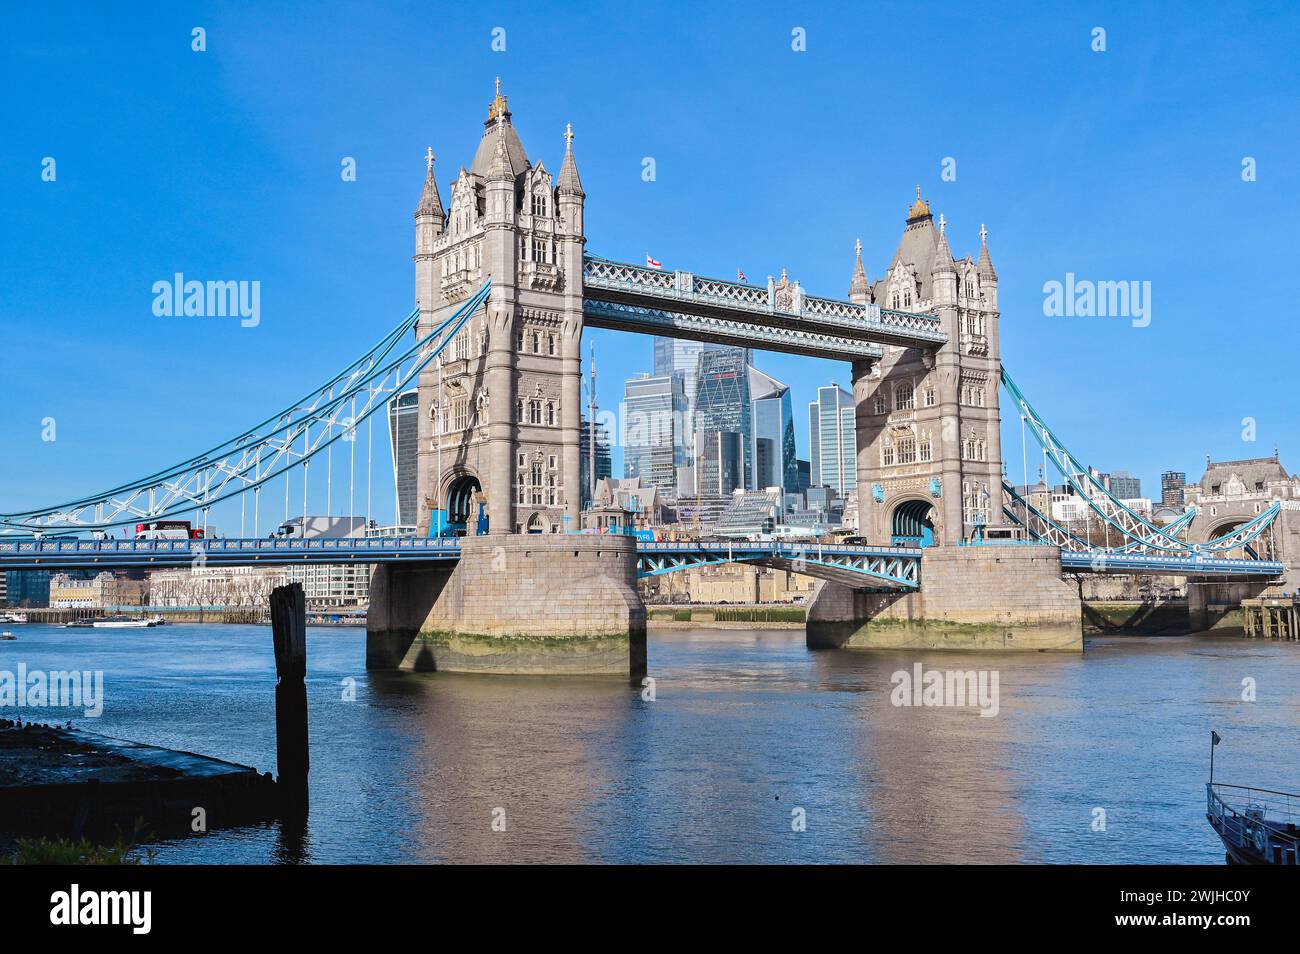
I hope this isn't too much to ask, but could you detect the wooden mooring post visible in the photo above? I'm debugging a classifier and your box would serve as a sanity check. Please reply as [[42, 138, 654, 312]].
[[270, 582, 309, 808], [1242, 598, 1299, 641]]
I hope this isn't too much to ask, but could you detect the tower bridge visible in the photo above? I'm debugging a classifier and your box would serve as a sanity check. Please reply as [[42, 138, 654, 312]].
[[2, 81, 1296, 678]]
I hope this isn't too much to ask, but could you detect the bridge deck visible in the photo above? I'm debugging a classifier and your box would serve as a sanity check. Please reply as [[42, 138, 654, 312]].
[[0, 537, 1281, 581]]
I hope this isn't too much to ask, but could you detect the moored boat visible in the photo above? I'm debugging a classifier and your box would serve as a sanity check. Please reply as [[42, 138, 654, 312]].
[[1205, 730, 1300, 865]]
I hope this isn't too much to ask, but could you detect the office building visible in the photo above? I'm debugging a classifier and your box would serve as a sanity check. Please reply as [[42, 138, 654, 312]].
[[387, 389, 419, 527], [749, 367, 797, 495], [808, 385, 857, 496], [1161, 470, 1186, 508], [579, 415, 613, 508], [622, 373, 687, 491]]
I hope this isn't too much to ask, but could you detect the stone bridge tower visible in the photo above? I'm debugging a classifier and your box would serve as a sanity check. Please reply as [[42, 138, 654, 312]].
[[849, 190, 1004, 546], [413, 81, 585, 535]]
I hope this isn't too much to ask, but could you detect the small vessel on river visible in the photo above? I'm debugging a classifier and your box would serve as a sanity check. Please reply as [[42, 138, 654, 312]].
[[1205, 730, 1300, 865], [91, 616, 166, 629]]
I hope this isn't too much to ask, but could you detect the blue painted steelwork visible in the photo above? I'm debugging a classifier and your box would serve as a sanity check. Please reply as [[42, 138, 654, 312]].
[[0, 534, 1280, 581], [1060, 551, 1285, 577], [0, 535, 463, 570], [0, 282, 491, 535], [635, 540, 922, 589], [1002, 481, 1197, 554], [1002, 367, 1281, 555]]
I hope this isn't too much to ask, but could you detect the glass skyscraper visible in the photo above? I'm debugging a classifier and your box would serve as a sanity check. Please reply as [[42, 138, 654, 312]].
[[652, 337, 749, 460], [808, 385, 856, 496], [749, 367, 796, 494], [387, 389, 419, 527], [622, 373, 687, 492], [694, 348, 752, 493], [579, 415, 613, 507]]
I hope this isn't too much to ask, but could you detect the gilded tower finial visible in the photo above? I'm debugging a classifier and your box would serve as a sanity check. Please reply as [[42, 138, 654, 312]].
[[907, 185, 931, 221], [488, 76, 509, 121]]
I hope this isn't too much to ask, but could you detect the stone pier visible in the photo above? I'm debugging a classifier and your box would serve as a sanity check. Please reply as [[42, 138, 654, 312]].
[[807, 545, 1083, 652], [367, 534, 646, 679]]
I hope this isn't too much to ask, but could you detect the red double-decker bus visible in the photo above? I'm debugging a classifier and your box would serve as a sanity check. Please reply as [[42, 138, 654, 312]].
[[134, 520, 204, 540]]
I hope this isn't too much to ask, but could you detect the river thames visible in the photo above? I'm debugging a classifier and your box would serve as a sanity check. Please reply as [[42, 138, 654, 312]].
[[3, 623, 1296, 863]]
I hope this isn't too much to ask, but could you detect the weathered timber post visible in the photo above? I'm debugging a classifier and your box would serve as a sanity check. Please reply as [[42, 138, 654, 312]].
[[270, 582, 309, 807]]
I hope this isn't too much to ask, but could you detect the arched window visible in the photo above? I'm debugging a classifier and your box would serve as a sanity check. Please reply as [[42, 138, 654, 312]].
[[882, 437, 895, 467], [895, 383, 914, 411], [873, 392, 887, 415]]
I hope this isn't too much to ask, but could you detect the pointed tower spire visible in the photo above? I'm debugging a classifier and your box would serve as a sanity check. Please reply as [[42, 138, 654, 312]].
[[932, 212, 956, 274], [415, 146, 444, 219], [558, 122, 584, 196], [489, 109, 515, 181], [977, 223, 997, 279], [848, 238, 870, 302]]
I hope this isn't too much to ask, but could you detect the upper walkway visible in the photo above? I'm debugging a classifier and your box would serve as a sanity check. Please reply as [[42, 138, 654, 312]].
[[581, 256, 947, 359]]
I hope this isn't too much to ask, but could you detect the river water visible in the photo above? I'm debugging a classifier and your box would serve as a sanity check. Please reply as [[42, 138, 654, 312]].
[[2, 623, 1296, 863]]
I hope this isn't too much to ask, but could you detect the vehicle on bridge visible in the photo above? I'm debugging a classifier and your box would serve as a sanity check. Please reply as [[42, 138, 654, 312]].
[[135, 520, 204, 541]]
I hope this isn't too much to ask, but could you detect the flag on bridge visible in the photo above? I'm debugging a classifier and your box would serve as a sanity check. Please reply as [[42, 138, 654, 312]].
[[737, 268, 748, 282], [646, 253, 663, 269]]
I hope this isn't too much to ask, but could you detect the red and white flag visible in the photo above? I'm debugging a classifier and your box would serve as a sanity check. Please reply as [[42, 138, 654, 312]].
[[737, 268, 748, 282], [645, 253, 663, 269]]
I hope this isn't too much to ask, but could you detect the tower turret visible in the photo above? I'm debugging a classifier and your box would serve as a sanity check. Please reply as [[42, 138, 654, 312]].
[[557, 122, 585, 238], [977, 223, 998, 309], [930, 213, 957, 306], [848, 238, 870, 304], [414, 146, 443, 320]]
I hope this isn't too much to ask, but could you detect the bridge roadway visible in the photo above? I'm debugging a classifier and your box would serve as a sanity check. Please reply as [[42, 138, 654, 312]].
[[0, 537, 1284, 586]]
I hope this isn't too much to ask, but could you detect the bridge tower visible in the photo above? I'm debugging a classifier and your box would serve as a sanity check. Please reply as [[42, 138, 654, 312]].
[[413, 81, 585, 536], [850, 191, 1004, 546]]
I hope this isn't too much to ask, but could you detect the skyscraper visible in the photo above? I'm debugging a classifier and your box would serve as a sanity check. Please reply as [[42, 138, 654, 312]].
[[652, 336, 749, 458], [579, 415, 613, 508], [622, 373, 686, 492], [749, 367, 796, 494], [1107, 469, 1142, 499], [387, 389, 419, 527], [809, 385, 856, 496], [1161, 470, 1186, 507], [694, 347, 752, 492]]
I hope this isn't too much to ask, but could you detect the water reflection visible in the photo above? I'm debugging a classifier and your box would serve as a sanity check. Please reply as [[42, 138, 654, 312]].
[[3, 624, 1297, 863]]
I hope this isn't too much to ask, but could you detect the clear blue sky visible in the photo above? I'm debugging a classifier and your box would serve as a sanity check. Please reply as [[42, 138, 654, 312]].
[[2, 1, 1297, 530]]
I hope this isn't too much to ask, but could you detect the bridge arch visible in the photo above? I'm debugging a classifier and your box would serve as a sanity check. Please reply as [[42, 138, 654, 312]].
[[445, 472, 483, 534], [1205, 517, 1274, 560], [890, 497, 937, 547]]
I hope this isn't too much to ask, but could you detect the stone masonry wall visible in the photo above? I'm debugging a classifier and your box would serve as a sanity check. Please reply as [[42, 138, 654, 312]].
[[369, 535, 646, 678], [808, 544, 1083, 652]]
